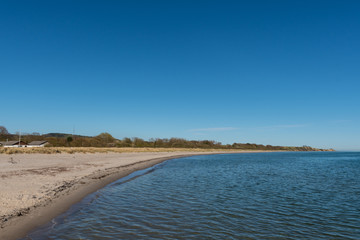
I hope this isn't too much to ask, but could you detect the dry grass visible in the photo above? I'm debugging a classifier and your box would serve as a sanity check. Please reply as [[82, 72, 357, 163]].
[[0, 147, 253, 154]]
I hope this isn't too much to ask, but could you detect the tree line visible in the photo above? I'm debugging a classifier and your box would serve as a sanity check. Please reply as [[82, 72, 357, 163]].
[[0, 126, 330, 151]]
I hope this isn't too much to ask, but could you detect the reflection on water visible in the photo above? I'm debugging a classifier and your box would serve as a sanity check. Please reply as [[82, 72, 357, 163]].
[[26, 152, 360, 239]]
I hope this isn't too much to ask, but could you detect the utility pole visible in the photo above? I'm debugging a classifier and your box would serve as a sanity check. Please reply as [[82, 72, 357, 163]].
[[19, 131, 21, 147]]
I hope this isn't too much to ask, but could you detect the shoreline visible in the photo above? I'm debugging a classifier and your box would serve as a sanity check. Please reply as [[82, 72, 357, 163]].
[[0, 150, 275, 239]]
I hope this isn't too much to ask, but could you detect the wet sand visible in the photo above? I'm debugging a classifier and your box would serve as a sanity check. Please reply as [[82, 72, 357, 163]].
[[0, 151, 262, 239]]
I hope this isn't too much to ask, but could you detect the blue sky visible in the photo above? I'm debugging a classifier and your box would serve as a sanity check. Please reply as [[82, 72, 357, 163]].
[[1, 1, 359, 150]]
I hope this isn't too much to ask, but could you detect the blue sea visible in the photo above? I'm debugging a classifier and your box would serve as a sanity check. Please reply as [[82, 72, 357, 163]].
[[25, 152, 360, 239]]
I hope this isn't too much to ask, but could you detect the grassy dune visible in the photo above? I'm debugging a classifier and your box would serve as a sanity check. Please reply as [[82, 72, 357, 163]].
[[0, 147, 255, 154]]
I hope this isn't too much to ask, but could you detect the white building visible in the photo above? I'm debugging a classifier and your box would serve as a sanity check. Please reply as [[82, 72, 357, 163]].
[[0, 141, 28, 147]]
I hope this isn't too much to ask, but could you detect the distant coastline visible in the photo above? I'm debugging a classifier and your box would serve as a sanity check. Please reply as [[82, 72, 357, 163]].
[[0, 127, 335, 153], [0, 146, 334, 155]]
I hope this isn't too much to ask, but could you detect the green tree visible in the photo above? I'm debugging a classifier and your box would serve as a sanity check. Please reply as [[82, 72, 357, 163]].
[[66, 136, 73, 146], [96, 133, 116, 143]]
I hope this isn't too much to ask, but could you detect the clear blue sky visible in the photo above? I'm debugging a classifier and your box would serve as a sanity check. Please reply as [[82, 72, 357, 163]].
[[1, 1, 359, 150]]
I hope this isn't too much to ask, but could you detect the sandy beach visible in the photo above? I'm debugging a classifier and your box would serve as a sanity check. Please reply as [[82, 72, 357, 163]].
[[0, 150, 256, 239]]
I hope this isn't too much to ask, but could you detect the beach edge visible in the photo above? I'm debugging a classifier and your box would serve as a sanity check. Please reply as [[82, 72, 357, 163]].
[[0, 152, 235, 240]]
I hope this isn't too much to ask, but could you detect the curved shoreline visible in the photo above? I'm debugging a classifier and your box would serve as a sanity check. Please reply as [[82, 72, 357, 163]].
[[1, 151, 251, 240]]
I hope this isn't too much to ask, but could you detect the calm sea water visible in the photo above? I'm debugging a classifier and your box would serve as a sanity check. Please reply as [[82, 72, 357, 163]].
[[26, 152, 360, 239]]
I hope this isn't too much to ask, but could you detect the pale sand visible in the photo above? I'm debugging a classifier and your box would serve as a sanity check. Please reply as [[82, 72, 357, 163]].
[[0, 151, 263, 239]]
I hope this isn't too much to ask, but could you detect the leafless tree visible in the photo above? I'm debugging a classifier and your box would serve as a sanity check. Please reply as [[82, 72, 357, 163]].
[[0, 126, 9, 135]]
